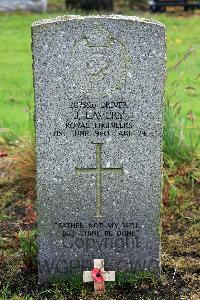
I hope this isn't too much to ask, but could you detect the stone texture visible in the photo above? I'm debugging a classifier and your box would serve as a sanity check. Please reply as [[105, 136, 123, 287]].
[[0, 0, 47, 12], [32, 15, 166, 283]]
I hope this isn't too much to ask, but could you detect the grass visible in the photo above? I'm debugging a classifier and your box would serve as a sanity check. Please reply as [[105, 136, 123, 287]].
[[0, 8, 199, 299], [0, 11, 200, 139], [0, 150, 199, 299], [163, 99, 200, 166]]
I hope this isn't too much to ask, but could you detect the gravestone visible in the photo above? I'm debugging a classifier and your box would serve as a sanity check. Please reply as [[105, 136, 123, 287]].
[[0, 0, 47, 12], [32, 15, 166, 283]]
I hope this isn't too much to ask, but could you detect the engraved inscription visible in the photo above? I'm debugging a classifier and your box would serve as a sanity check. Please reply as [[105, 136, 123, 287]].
[[69, 25, 130, 96], [86, 54, 110, 78], [54, 221, 141, 251]]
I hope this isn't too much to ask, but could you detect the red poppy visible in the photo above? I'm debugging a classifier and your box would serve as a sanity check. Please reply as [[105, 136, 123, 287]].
[[91, 268, 104, 282], [0, 151, 8, 158]]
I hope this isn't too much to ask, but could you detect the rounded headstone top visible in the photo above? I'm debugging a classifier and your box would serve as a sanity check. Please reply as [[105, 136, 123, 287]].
[[32, 14, 165, 29]]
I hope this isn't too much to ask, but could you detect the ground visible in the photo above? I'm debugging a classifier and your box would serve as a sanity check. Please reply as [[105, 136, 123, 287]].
[[0, 146, 199, 299], [0, 6, 200, 300]]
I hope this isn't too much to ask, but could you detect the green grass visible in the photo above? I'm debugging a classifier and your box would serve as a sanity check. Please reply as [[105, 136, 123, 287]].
[[0, 12, 199, 138]]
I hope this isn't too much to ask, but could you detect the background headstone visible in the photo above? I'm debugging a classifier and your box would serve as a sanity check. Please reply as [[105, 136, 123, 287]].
[[0, 0, 47, 12], [32, 15, 166, 283]]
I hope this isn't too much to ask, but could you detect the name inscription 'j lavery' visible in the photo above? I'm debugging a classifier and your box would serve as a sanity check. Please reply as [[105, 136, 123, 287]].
[[75, 143, 123, 217]]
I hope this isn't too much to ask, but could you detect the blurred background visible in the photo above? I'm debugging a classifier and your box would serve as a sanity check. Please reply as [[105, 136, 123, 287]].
[[0, 0, 199, 142], [0, 1, 200, 300]]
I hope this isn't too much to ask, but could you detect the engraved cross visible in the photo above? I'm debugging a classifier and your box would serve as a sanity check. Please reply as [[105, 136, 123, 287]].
[[75, 143, 123, 217]]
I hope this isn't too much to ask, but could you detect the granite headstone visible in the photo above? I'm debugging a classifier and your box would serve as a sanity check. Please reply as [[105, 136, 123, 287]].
[[32, 15, 166, 283], [0, 0, 47, 12]]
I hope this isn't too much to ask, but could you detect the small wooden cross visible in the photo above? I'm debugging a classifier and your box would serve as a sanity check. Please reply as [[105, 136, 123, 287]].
[[83, 259, 115, 294]]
